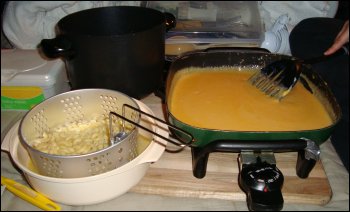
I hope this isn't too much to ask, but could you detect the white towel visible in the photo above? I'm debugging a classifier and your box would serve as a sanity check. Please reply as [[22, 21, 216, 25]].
[[2, 1, 141, 49], [2, 1, 338, 50], [258, 1, 339, 32]]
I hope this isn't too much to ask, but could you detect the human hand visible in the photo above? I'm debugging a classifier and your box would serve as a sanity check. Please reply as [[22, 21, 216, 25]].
[[324, 20, 349, 55]]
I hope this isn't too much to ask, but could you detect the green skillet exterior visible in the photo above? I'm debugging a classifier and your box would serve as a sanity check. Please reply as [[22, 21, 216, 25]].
[[167, 112, 338, 148], [165, 50, 342, 148]]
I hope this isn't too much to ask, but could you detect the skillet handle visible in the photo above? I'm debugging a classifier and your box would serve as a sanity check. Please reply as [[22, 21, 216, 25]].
[[39, 35, 74, 59]]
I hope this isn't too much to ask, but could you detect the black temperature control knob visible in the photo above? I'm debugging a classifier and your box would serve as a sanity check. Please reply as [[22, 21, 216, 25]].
[[239, 157, 284, 211]]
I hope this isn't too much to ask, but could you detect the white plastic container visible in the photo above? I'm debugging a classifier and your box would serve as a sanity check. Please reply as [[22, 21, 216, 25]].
[[147, 1, 264, 56], [1, 49, 70, 110]]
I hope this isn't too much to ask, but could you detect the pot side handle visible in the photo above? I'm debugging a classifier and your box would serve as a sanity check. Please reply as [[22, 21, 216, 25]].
[[39, 35, 74, 59], [164, 12, 176, 32]]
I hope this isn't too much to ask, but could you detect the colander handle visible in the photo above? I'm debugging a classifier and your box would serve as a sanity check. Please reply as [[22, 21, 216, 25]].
[[1, 121, 21, 152], [1, 134, 11, 152]]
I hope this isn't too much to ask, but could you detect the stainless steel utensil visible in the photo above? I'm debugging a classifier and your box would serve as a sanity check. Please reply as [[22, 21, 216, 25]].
[[248, 47, 348, 100], [18, 89, 141, 178]]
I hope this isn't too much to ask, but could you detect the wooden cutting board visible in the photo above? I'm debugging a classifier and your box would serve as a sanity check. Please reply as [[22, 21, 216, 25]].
[[130, 147, 332, 205]]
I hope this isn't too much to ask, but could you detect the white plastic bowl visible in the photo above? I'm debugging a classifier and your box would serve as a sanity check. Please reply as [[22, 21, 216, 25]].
[[1, 99, 167, 206]]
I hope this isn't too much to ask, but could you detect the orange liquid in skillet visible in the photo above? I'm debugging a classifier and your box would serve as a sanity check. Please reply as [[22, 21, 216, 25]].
[[168, 67, 333, 131]]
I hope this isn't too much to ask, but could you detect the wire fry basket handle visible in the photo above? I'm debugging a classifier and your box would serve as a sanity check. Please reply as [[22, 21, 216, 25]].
[[109, 104, 195, 153]]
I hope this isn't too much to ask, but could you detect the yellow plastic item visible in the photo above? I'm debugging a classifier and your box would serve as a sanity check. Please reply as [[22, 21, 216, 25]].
[[1, 176, 61, 211]]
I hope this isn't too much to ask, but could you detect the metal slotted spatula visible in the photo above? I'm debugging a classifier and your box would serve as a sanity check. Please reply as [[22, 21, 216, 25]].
[[248, 47, 347, 100]]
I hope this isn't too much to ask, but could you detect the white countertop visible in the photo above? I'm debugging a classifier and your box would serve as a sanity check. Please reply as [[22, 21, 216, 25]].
[[1, 93, 349, 211]]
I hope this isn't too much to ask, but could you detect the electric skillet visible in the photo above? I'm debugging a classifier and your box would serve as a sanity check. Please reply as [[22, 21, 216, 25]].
[[117, 48, 341, 211], [163, 48, 341, 211]]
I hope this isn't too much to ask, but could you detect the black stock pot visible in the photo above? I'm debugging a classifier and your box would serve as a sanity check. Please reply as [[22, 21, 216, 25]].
[[40, 6, 175, 99]]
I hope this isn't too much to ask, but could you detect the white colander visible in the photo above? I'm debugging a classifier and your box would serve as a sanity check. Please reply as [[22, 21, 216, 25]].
[[1, 99, 167, 205]]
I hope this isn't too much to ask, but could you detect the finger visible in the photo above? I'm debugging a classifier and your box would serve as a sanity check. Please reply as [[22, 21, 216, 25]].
[[324, 43, 343, 55], [324, 30, 349, 55]]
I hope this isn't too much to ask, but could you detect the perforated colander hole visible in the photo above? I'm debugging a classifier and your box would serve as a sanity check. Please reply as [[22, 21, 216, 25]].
[[87, 153, 110, 164], [34, 126, 40, 133], [33, 115, 37, 120], [118, 148, 123, 153], [129, 152, 136, 159], [118, 157, 123, 162], [130, 147, 137, 154], [33, 112, 45, 123], [39, 157, 61, 173], [101, 95, 118, 108], [48, 159, 60, 166], [62, 96, 83, 122], [88, 160, 111, 174], [131, 113, 136, 120]]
